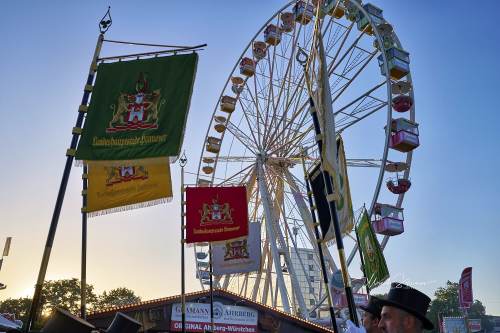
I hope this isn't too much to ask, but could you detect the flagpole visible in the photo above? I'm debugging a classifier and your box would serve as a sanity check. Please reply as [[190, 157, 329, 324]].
[[81, 165, 88, 319], [308, 97, 359, 325], [180, 153, 187, 333], [300, 152, 339, 333], [24, 9, 110, 332], [209, 243, 215, 332]]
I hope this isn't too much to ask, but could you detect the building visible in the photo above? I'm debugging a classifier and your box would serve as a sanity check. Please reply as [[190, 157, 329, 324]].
[[289, 248, 323, 315], [87, 288, 334, 333]]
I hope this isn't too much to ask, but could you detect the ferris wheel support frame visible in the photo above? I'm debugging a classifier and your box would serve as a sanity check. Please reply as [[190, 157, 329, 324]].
[[257, 158, 291, 312]]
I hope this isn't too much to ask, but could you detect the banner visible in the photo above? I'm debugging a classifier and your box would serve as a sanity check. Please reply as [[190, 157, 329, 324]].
[[186, 186, 249, 243], [76, 53, 198, 162], [356, 208, 389, 289], [2, 237, 11, 257], [212, 222, 261, 275], [171, 302, 258, 332], [309, 137, 354, 242], [459, 267, 473, 309], [468, 319, 481, 332], [86, 157, 172, 216], [316, 30, 340, 195], [443, 317, 467, 333]]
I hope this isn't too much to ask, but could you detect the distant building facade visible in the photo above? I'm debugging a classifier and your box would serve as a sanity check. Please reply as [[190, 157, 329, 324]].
[[289, 247, 323, 314]]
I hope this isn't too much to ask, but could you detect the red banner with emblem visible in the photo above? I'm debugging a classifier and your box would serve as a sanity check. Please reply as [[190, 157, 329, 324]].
[[185, 186, 248, 243], [459, 267, 473, 309]]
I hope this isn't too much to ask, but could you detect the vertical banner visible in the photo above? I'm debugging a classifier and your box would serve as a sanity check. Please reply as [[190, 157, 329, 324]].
[[212, 222, 261, 275], [459, 267, 473, 309], [2, 237, 12, 257], [75, 53, 198, 162], [309, 136, 354, 241], [86, 157, 172, 216], [185, 186, 249, 243], [356, 209, 389, 289]]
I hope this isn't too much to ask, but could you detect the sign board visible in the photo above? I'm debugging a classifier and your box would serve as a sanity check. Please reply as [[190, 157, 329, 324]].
[[443, 317, 467, 333], [468, 319, 481, 332], [171, 302, 258, 332], [333, 292, 368, 308]]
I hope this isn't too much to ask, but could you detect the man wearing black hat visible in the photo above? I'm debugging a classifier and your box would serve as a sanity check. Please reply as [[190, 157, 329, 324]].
[[360, 297, 384, 333], [378, 282, 434, 333]]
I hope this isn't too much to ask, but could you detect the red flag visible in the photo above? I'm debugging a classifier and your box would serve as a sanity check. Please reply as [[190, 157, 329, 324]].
[[459, 267, 473, 309], [186, 186, 248, 243]]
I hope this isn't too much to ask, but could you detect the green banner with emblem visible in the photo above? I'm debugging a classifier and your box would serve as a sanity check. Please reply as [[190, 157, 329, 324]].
[[356, 208, 389, 289], [75, 53, 198, 162]]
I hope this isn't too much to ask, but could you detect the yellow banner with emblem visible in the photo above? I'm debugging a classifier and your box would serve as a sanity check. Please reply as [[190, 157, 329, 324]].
[[85, 157, 172, 217]]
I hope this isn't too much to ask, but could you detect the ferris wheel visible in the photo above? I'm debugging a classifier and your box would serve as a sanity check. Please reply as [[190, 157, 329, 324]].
[[194, 0, 417, 318]]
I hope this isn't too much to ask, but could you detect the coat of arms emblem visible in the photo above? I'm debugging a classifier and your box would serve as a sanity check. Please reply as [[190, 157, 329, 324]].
[[199, 196, 234, 225], [105, 165, 148, 186], [106, 72, 164, 133], [224, 239, 249, 261]]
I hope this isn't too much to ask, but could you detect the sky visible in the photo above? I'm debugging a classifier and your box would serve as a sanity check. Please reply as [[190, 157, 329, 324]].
[[0, 0, 499, 316]]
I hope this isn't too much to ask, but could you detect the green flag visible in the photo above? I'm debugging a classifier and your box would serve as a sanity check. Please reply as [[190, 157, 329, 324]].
[[75, 53, 198, 162], [356, 208, 389, 289]]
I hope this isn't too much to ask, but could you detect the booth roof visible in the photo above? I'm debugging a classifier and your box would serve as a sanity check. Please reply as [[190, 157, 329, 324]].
[[87, 288, 334, 333]]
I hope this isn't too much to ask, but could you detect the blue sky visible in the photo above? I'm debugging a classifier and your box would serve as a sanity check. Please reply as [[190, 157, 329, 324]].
[[0, 1, 499, 315]]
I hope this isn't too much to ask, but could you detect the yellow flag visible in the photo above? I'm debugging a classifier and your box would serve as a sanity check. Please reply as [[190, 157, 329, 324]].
[[86, 157, 172, 217]]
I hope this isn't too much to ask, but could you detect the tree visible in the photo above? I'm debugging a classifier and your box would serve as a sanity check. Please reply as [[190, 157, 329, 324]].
[[0, 297, 32, 322], [95, 287, 141, 311], [427, 281, 492, 333], [40, 278, 98, 315]]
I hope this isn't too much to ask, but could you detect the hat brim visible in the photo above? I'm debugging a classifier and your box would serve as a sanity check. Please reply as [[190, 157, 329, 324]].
[[378, 298, 434, 330]]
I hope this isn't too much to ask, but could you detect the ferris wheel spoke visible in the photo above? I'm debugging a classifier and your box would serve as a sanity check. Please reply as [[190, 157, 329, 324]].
[[264, 24, 303, 149], [330, 50, 378, 103], [337, 102, 386, 133], [225, 120, 259, 153], [236, 94, 262, 149], [346, 158, 382, 168], [268, 128, 310, 157], [261, 38, 280, 146], [217, 163, 255, 187]]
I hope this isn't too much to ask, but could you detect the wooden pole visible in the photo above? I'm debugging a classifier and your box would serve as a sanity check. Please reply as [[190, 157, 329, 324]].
[[299, 152, 339, 333], [24, 26, 106, 332]]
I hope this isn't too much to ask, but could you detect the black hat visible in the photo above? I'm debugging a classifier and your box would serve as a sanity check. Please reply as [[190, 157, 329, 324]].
[[378, 282, 434, 330], [41, 308, 95, 333], [106, 312, 142, 333], [360, 296, 383, 319]]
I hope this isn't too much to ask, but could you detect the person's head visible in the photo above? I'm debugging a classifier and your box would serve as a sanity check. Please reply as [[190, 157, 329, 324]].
[[378, 305, 423, 333], [360, 297, 383, 333], [363, 311, 382, 333], [377, 282, 433, 333]]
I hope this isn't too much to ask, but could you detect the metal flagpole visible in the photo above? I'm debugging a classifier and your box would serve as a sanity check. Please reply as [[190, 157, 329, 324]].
[[299, 152, 339, 333], [308, 97, 359, 325], [180, 153, 187, 333], [81, 164, 88, 319], [209, 243, 215, 332], [24, 9, 111, 332]]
